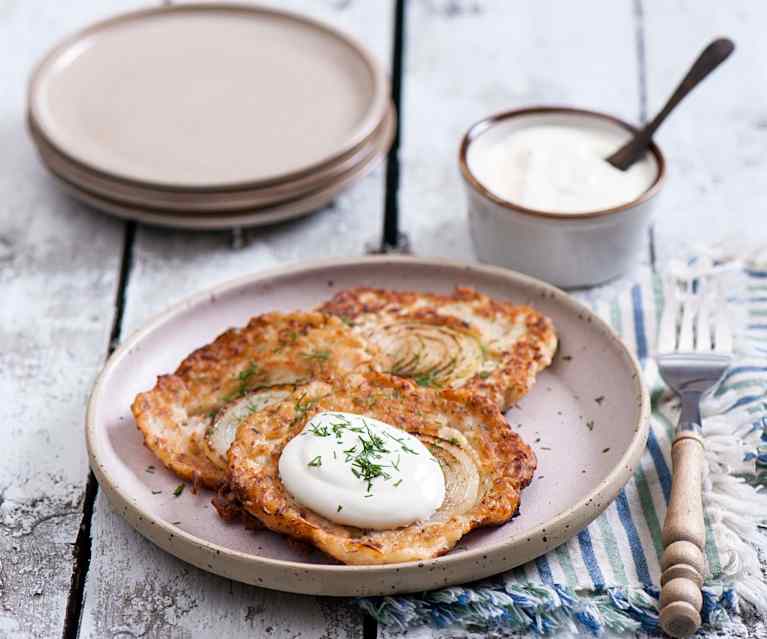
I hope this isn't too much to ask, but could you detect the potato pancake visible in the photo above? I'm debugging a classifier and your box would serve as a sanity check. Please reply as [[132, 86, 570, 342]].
[[131, 312, 373, 488], [228, 372, 536, 565], [318, 287, 557, 410]]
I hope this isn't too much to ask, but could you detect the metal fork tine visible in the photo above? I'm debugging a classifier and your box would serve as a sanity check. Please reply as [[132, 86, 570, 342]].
[[712, 279, 733, 354], [695, 285, 712, 352], [678, 280, 696, 351], [657, 279, 679, 353], [713, 308, 733, 354]]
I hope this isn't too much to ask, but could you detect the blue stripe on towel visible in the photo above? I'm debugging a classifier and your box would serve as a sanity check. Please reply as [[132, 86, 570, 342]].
[[615, 489, 652, 585], [535, 555, 554, 584], [722, 365, 767, 383], [630, 284, 672, 501], [577, 529, 605, 587], [731, 395, 767, 410], [646, 430, 672, 503], [632, 285, 649, 361]]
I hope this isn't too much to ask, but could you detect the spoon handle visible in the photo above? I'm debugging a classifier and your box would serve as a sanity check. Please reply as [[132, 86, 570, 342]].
[[607, 38, 735, 170]]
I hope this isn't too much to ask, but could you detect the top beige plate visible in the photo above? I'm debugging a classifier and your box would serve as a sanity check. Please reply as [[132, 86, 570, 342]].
[[86, 257, 649, 596], [29, 4, 388, 190]]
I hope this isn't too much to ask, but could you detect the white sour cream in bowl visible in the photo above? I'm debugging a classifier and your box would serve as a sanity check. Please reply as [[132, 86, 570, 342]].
[[470, 124, 657, 214], [279, 411, 446, 530], [460, 107, 665, 288]]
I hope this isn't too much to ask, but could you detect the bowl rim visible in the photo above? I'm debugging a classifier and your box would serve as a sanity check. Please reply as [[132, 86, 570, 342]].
[[458, 105, 666, 221]]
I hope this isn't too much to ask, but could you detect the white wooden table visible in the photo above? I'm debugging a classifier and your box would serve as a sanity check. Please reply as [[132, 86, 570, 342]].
[[3, 1, 766, 638]]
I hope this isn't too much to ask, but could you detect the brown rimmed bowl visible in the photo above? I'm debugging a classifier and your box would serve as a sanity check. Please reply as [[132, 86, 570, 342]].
[[459, 106, 666, 288]]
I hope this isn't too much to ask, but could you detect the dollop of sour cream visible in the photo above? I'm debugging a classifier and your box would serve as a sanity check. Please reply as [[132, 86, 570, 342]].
[[471, 124, 657, 214], [279, 412, 445, 530]]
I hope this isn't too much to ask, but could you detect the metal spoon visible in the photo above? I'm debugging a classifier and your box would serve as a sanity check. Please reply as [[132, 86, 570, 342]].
[[606, 38, 735, 171]]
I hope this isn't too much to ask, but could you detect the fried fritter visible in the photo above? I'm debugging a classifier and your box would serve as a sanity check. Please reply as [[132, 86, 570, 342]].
[[228, 372, 536, 565], [318, 287, 557, 410], [131, 312, 373, 488], [204, 387, 292, 471]]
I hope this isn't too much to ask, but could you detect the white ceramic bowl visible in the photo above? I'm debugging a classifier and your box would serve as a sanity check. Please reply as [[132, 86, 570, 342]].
[[460, 107, 666, 288]]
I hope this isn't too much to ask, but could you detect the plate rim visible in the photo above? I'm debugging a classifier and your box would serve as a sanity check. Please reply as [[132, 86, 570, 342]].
[[85, 256, 650, 592], [28, 2, 390, 192], [27, 106, 395, 212], [40, 109, 393, 230]]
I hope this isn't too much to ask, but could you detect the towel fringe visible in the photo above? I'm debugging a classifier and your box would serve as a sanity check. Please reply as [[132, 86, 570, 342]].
[[357, 582, 739, 636]]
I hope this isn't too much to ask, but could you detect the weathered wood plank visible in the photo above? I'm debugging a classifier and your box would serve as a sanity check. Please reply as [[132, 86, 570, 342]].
[[0, 1, 136, 636], [79, 1, 393, 637], [643, 0, 767, 262]]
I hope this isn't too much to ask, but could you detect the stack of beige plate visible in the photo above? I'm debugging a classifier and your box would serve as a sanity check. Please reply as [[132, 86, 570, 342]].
[[27, 4, 393, 230]]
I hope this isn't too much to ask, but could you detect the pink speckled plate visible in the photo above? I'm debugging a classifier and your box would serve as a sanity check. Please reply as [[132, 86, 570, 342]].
[[86, 258, 649, 596]]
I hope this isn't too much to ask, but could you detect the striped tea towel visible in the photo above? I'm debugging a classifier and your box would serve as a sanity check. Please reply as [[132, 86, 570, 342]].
[[360, 253, 767, 637]]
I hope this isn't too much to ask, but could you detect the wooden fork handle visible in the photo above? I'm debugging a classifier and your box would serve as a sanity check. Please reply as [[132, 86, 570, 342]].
[[660, 431, 705, 638]]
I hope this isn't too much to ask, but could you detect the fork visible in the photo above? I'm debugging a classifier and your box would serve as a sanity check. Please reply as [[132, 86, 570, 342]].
[[655, 278, 733, 638]]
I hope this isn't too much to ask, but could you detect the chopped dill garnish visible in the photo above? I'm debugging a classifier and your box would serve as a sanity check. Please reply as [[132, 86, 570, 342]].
[[302, 416, 419, 496], [246, 401, 264, 414], [272, 331, 299, 353], [173, 483, 185, 497], [290, 394, 316, 426], [337, 504, 343, 512], [302, 349, 331, 363], [448, 437, 460, 446], [351, 456, 390, 492], [222, 362, 263, 401], [308, 423, 331, 437], [145, 465, 155, 474], [383, 431, 419, 455], [151, 490, 162, 495], [238, 362, 260, 382], [478, 370, 491, 379], [414, 372, 440, 387], [342, 421, 397, 492]]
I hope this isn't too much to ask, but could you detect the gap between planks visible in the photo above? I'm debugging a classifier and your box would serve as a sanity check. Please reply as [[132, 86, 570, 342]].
[[366, 1, 407, 635], [381, 0, 407, 251], [633, 0, 656, 272], [61, 221, 137, 639]]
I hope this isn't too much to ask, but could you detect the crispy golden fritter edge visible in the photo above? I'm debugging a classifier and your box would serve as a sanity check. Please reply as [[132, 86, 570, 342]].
[[131, 312, 373, 489], [228, 372, 537, 565], [317, 286, 558, 410]]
